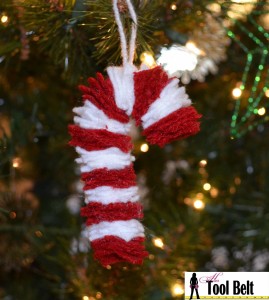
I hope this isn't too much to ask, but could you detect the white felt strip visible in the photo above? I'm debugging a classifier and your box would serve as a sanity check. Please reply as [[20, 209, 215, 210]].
[[75, 147, 135, 172], [73, 101, 131, 134], [87, 219, 145, 242], [107, 64, 136, 115], [84, 186, 139, 205], [141, 78, 192, 129]]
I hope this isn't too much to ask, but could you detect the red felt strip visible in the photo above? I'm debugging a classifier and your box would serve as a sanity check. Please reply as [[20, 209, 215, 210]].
[[82, 165, 136, 190], [143, 106, 201, 147], [68, 125, 132, 153], [132, 66, 171, 125], [79, 73, 129, 124], [81, 202, 143, 225], [91, 236, 148, 267]]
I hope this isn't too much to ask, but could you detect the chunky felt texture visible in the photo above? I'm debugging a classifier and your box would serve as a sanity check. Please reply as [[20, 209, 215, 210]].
[[91, 236, 148, 267], [69, 125, 132, 153], [81, 202, 143, 225], [132, 66, 171, 125], [69, 65, 201, 267], [79, 73, 129, 123], [82, 165, 136, 190], [142, 106, 201, 147]]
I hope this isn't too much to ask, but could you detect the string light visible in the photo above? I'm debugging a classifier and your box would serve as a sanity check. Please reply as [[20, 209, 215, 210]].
[[152, 237, 164, 249], [171, 282, 184, 297], [193, 199, 205, 210], [196, 193, 204, 199], [257, 107, 266, 116], [140, 51, 156, 68], [96, 292, 102, 299], [230, 16, 269, 138], [229, 186, 236, 194], [82, 297, 95, 300], [140, 143, 149, 152], [149, 254, 155, 260], [35, 231, 43, 238], [234, 177, 241, 185], [232, 87, 242, 99], [199, 159, 207, 167], [199, 167, 206, 175], [170, 3, 177, 10], [184, 197, 192, 205], [203, 183, 211, 191], [210, 187, 219, 198], [265, 89, 269, 98], [12, 157, 21, 168], [9, 211, 16, 219], [1, 14, 8, 24]]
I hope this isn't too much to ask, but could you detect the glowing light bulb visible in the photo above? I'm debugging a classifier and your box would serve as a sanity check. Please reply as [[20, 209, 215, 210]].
[[234, 177, 241, 185], [199, 159, 207, 167], [82, 296, 89, 300], [9, 211, 16, 219], [203, 183, 211, 191], [140, 143, 149, 152], [171, 282, 184, 296], [229, 186, 236, 194], [170, 3, 177, 10], [140, 51, 156, 68], [196, 193, 204, 199], [232, 87, 242, 99], [258, 107, 266, 116], [152, 237, 164, 249], [193, 199, 205, 210], [12, 157, 21, 168], [96, 292, 102, 299], [149, 254, 155, 260], [1, 15, 8, 23], [184, 197, 192, 205], [210, 187, 219, 198], [265, 89, 269, 98]]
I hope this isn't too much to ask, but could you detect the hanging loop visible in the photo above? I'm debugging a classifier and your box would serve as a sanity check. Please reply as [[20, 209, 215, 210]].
[[112, 0, 137, 65]]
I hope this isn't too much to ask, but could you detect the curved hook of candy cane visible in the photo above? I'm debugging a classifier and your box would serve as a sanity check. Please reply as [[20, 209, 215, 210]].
[[112, 0, 137, 65]]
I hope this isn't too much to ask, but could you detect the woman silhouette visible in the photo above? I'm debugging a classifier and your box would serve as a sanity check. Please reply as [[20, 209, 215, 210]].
[[190, 273, 200, 299]]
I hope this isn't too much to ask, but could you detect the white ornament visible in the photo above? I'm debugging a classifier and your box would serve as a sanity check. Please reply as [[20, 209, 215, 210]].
[[66, 194, 81, 215], [157, 45, 198, 75]]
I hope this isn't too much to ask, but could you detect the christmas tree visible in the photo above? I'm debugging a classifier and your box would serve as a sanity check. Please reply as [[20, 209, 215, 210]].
[[1, 0, 269, 299]]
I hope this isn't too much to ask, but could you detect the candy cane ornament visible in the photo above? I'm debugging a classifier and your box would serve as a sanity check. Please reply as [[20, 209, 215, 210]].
[[69, 0, 201, 267]]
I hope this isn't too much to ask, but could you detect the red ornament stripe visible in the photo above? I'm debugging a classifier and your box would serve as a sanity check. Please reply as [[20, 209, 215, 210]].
[[142, 106, 201, 147], [69, 125, 132, 153], [132, 66, 171, 125], [70, 65, 201, 267], [81, 202, 143, 225], [82, 165, 136, 190], [91, 236, 148, 267], [79, 73, 129, 124]]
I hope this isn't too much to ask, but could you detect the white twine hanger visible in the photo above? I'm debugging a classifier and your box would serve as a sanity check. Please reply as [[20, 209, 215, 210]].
[[112, 0, 138, 65]]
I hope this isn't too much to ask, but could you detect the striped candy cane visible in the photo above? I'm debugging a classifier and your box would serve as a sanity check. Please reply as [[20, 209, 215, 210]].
[[69, 0, 201, 267]]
